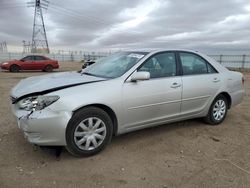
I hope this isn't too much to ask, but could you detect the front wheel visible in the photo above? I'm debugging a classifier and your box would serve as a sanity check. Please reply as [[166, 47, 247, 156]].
[[10, 64, 20, 72], [66, 107, 113, 157], [204, 95, 228, 125]]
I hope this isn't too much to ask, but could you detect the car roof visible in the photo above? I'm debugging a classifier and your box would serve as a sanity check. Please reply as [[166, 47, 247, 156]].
[[124, 49, 200, 54], [25, 55, 46, 57], [24, 55, 49, 59]]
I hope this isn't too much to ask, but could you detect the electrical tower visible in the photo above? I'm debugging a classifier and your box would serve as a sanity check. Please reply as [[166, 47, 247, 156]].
[[28, 0, 49, 53]]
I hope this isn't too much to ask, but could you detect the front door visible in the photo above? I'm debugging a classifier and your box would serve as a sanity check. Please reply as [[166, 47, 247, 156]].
[[20, 56, 34, 70], [122, 52, 182, 130]]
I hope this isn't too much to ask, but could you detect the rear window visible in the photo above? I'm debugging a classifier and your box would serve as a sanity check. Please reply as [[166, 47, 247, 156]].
[[179, 52, 218, 75]]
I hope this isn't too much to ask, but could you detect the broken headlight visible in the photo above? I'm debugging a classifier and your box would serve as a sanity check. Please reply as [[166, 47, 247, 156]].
[[17, 95, 60, 111]]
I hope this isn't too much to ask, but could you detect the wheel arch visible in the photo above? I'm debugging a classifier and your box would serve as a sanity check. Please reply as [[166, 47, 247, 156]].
[[72, 104, 118, 136], [217, 91, 232, 109], [44, 64, 53, 68], [9, 64, 21, 71], [10, 63, 21, 68]]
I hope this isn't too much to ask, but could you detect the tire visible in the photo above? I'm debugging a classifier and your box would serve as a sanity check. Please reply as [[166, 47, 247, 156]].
[[10, 64, 20, 72], [204, 94, 228, 125], [44, 65, 53, 72], [66, 107, 113, 157]]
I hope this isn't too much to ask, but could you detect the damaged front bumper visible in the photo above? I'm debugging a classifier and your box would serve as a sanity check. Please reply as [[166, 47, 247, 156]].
[[12, 105, 72, 146]]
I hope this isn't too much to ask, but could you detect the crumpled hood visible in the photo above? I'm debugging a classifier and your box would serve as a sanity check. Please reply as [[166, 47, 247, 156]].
[[11, 71, 106, 100]]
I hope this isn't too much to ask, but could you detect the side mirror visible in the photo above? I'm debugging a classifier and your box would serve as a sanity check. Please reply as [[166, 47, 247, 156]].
[[82, 64, 87, 69], [20, 59, 24, 62], [87, 60, 95, 65], [131, 71, 150, 82]]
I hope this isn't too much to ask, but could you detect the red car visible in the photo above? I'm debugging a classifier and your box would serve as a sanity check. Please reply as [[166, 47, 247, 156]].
[[0, 55, 59, 72]]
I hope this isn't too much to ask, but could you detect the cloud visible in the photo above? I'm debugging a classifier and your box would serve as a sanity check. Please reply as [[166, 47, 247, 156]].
[[0, 0, 250, 53]]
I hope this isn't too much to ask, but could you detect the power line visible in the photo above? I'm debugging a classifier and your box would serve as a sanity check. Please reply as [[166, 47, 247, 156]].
[[0, 5, 27, 9], [0, 0, 138, 48], [48, 6, 104, 25], [48, 5, 137, 36], [0, 2, 25, 5], [49, 2, 108, 25], [49, 2, 140, 36]]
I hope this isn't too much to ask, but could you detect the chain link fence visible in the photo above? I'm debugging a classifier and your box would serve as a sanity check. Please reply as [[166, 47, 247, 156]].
[[0, 51, 112, 62], [1, 52, 250, 70], [209, 55, 250, 69]]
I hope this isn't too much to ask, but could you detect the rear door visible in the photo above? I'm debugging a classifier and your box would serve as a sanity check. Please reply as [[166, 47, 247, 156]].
[[33, 56, 47, 70], [178, 51, 221, 116], [123, 51, 182, 129]]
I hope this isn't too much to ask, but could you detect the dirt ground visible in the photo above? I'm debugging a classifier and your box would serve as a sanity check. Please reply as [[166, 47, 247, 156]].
[[0, 61, 250, 188]]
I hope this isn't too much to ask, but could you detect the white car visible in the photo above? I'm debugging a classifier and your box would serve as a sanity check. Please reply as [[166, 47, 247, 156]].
[[10, 50, 245, 156]]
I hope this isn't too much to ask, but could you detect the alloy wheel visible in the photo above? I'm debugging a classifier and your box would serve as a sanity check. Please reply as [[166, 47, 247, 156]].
[[213, 99, 226, 121], [74, 117, 107, 151]]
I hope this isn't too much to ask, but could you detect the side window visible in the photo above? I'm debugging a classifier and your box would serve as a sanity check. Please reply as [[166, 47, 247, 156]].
[[138, 52, 176, 78], [180, 53, 208, 75], [35, 56, 46, 61], [179, 52, 217, 75], [207, 63, 217, 73], [21, 56, 33, 61]]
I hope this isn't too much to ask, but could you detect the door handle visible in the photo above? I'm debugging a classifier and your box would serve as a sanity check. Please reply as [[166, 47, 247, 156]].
[[213, 78, 220, 83], [171, 82, 181, 88]]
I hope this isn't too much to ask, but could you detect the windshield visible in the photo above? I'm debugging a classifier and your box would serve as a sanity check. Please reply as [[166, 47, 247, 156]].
[[82, 52, 148, 78]]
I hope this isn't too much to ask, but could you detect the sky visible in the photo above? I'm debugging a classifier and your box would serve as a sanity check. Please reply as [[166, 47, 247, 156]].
[[0, 0, 250, 54]]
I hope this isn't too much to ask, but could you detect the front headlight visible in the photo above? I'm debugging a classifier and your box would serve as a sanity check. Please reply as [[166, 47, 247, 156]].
[[2, 62, 9, 65], [18, 95, 60, 111]]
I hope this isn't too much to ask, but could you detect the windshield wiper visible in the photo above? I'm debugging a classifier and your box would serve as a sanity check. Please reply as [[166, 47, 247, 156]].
[[81, 72, 106, 78], [81, 72, 114, 79], [81, 72, 95, 76]]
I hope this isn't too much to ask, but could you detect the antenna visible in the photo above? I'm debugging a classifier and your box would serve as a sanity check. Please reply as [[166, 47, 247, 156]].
[[28, 0, 50, 53]]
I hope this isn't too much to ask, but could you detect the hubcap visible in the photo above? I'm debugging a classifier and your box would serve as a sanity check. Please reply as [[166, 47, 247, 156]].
[[213, 99, 226, 121], [74, 117, 106, 151]]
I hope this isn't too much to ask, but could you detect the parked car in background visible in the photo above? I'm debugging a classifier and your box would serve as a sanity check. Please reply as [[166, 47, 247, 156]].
[[10, 50, 245, 157], [0, 55, 59, 72]]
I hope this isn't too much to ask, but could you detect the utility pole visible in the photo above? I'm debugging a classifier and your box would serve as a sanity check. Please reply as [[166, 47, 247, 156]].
[[28, 0, 49, 53], [0, 41, 8, 52], [3, 41, 7, 52]]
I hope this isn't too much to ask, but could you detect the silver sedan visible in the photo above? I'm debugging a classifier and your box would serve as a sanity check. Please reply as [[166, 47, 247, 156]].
[[10, 50, 245, 156]]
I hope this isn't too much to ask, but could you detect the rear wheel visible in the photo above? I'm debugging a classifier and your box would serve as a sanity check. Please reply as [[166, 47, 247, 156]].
[[44, 65, 53, 72], [204, 94, 228, 125], [10, 64, 20, 72], [66, 107, 113, 157]]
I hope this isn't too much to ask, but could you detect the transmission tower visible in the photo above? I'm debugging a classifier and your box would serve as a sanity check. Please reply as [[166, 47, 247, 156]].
[[28, 0, 49, 53]]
